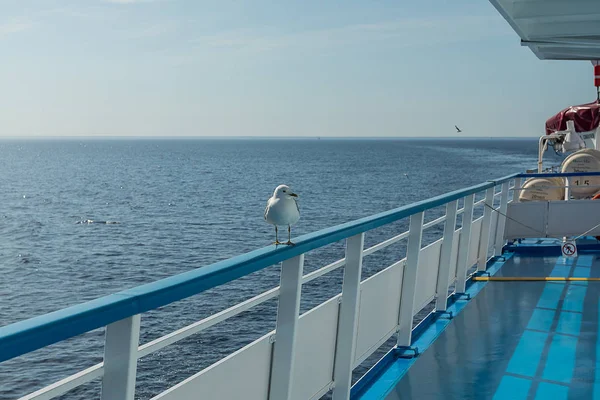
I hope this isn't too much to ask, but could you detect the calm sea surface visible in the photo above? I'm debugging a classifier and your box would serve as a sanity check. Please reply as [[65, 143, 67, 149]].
[[0, 138, 555, 399]]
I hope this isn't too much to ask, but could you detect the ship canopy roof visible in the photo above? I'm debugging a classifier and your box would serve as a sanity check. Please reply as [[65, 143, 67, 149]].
[[489, 0, 600, 60]]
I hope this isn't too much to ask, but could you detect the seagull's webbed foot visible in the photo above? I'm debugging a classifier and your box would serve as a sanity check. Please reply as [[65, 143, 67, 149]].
[[273, 240, 283, 246], [285, 240, 295, 246]]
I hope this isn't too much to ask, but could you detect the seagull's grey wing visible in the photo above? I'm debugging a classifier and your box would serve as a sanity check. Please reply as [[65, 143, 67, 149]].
[[264, 203, 268, 220], [294, 199, 299, 213]]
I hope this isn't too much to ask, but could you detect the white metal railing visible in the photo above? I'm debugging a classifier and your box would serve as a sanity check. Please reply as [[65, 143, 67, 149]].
[[2, 176, 518, 400]]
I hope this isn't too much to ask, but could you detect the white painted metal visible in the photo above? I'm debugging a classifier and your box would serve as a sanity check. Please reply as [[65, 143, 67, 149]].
[[435, 200, 458, 311], [332, 234, 365, 400], [512, 178, 521, 203], [354, 259, 404, 366], [468, 217, 483, 268], [504, 202, 547, 239], [152, 334, 272, 400], [414, 239, 442, 314], [269, 255, 305, 400], [494, 182, 510, 255], [142, 257, 346, 358], [423, 215, 446, 230], [363, 230, 409, 256], [20, 364, 104, 400], [397, 212, 424, 347], [140, 287, 280, 357], [489, 208, 499, 254], [455, 194, 474, 293], [489, 0, 600, 60], [100, 315, 141, 400], [547, 200, 600, 237], [18, 182, 520, 400], [477, 187, 495, 271], [447, 228, 461, 286], [292, 297, 339, 400]]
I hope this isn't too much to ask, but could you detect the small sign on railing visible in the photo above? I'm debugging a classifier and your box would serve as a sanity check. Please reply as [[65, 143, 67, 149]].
[[561, 240, 578, 258]]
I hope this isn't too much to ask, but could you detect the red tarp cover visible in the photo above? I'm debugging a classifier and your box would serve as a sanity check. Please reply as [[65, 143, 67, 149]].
[[546, 100, 600, 134]]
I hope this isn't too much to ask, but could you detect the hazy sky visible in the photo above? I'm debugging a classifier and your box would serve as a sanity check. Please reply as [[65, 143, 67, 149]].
[[0, 0, 596, 138]]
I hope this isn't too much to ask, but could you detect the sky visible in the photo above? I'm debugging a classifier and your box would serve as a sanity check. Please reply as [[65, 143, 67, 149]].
[[0, 0, 596, 138]]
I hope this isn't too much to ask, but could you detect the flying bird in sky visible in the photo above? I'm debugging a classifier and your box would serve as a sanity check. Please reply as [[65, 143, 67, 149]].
[[455, 125, 462, 133]]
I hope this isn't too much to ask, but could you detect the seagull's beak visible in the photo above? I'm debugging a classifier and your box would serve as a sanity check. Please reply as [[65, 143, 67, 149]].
[[289, 193, 298, 198]]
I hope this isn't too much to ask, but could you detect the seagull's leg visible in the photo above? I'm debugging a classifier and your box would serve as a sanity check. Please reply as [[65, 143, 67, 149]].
[[286, 225, 295, 246], [274, 226, 281, 245]]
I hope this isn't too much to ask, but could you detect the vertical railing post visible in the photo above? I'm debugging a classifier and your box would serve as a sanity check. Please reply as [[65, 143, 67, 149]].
[[477, 188, 495, 272], [435, 201, 458, 312], [455, 194, 474, 293], [512, 177, 521, 203], [494, 182, 510, 255], [100, 315, 141, 400], [397, 212, 423, 347], [332, 233, 365, 400], [269, 255, 304, 400]]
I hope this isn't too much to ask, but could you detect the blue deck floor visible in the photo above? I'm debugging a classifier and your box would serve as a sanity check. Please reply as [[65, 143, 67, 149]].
[[357, 250, 600, 400]]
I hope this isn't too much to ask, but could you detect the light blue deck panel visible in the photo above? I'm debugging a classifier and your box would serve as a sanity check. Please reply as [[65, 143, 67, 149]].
[[356, 250, 600, 400]]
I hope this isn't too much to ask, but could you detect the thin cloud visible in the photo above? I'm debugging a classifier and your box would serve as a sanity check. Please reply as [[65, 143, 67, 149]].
[[193, 15, 513, 53], [0, 19, 32, 38], [105, 0, 169, 3]]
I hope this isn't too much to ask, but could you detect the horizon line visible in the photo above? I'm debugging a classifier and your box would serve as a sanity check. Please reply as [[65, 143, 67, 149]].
[[0, 135, 538, 140]]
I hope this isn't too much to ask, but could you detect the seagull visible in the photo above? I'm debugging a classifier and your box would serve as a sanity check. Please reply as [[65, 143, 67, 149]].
[[264, 184, 300, 245], [455, 125, 462, 133]]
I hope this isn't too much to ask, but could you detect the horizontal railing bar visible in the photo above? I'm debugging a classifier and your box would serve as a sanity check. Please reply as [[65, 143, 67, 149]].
[[0, 173, 518, 363], [514, 185, 600, 190], [27, 257, 350, 399], [422, 215, 446, 230], [518, 171, 600, 178], [20, 364, 104, 400], [138, 287, 280, 357], [140, 256, 347, 357], [363, 231, 409, 256]]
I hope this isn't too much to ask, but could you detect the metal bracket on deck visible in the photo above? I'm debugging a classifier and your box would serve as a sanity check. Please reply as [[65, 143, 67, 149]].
[[454, 292, 471, 301], [397, 345, 420, 359], [436, 310, 453, 319]]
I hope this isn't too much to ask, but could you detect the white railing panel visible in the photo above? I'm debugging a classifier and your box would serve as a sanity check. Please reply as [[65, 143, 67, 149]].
[[354, 259, 405, 366], [291, 297, 340, 400], [468, 217, 483, 267], [20, 364, 104, 400], [447, 229, 461, 286], [396, 212, 424, 346], [495, 182, 510, 254], [151, 334, 272, 400], [435, 200, 458, 311], [489, 211, 499, 256], [413, 239, 443, 315], [504, 202, 547, 240], [547, 200, 600, 237]]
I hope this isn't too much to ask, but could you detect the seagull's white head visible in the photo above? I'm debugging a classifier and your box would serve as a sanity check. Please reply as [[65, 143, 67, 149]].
[[273, 184, 298, 199]]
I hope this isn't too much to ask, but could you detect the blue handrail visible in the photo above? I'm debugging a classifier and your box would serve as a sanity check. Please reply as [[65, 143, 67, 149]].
[[518, 171, 600, 178], [0, 173, 519, 363]]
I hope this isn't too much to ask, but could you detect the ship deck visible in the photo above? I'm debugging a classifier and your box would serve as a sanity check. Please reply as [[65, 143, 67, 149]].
[[356, 242, 600, 400]]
